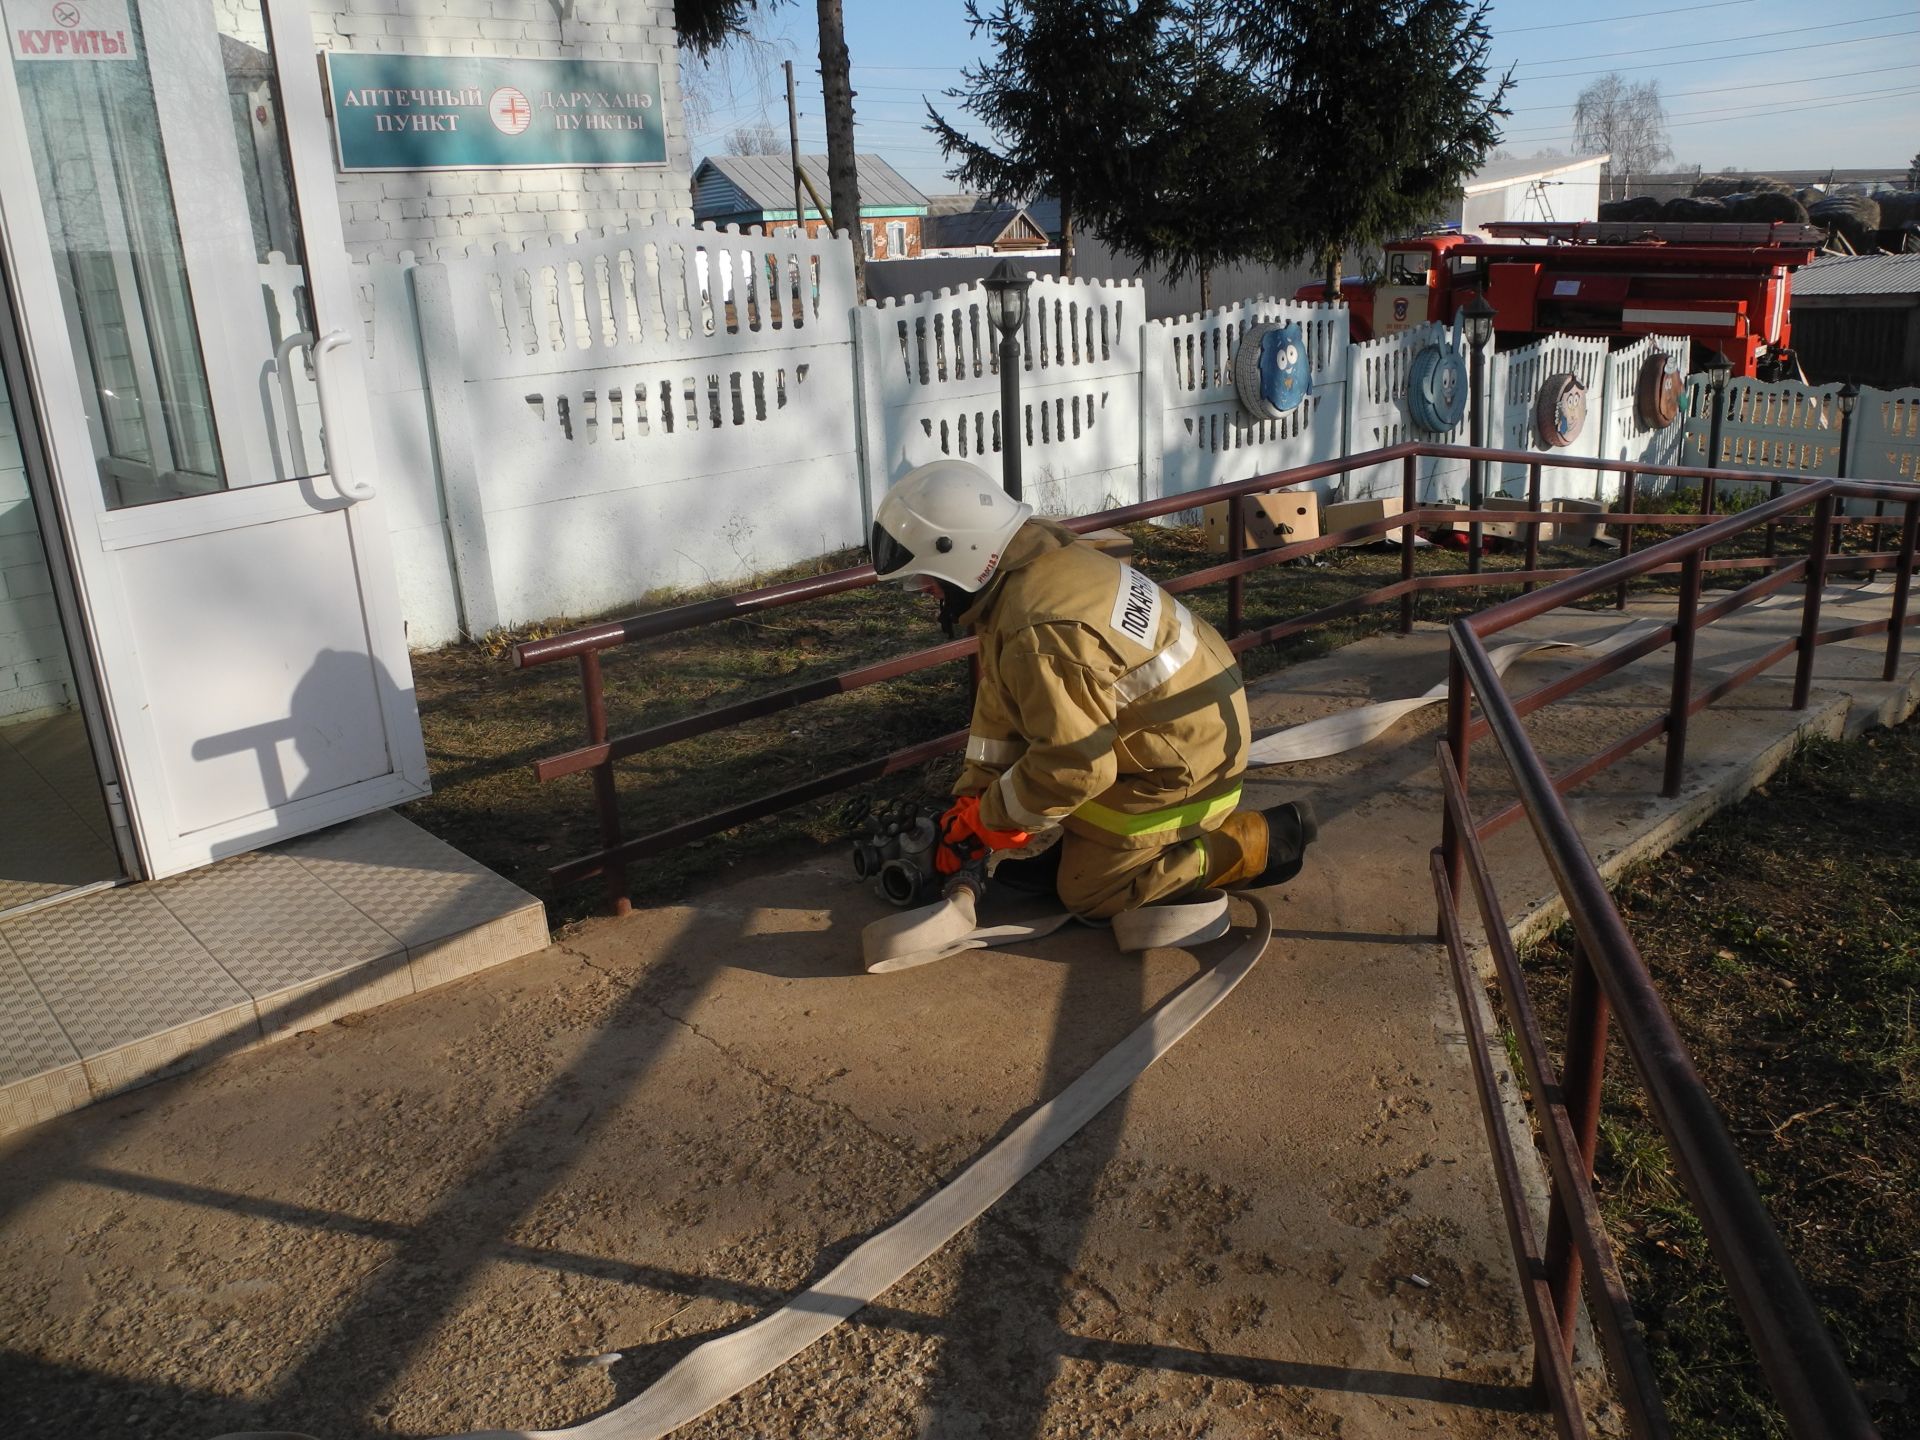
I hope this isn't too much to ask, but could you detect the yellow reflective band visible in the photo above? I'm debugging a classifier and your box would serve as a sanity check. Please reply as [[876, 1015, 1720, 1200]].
[[1074, 785, 1242, 838]]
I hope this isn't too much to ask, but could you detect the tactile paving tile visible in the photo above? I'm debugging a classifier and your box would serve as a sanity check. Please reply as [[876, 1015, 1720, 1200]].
[[2, 885, 253, 1058], [0, 929, 79, 1084], [278, 810, 542, 948], [153, 849, 404, 999]]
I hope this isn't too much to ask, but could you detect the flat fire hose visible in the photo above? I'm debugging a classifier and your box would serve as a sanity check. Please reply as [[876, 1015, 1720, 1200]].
[[1245, 621, 1664, 767], [424, 893, 1271, 1440]]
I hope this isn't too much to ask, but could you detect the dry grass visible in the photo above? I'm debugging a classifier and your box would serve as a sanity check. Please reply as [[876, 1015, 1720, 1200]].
[[399, 519, 1663, 926], [1523, 721, 1920, 1437]]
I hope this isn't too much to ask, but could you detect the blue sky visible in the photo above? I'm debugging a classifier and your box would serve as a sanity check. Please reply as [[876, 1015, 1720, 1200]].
[[684, 0, 1920, 193]]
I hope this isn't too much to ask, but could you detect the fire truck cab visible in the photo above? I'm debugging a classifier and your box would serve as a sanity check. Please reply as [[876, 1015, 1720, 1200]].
[[1301, 221, 1826, 379]]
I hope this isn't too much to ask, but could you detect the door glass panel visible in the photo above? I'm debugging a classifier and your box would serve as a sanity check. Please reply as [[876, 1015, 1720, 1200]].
[[9, 0, 323, 509], [0, 276, 123, 910]]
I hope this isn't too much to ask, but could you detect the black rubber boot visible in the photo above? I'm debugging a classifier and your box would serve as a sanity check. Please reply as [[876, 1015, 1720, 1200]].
[[1251, 800, 1317, 887]]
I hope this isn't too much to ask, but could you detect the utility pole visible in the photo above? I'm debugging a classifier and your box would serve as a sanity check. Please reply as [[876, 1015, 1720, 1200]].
[[784, 60, 807, 236], [816, 0, 864, 298]]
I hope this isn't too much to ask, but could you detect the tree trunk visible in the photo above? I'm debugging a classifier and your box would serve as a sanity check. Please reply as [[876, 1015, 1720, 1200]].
[[816, 0, 864, 298], [1200, 265, 1213, 312], [1059, 192, 1075, 279], [1322, 246, 1341, 303]]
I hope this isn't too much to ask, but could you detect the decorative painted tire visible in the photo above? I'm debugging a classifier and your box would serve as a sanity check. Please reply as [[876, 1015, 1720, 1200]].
[[1408, 344, 1469, 432], [1233, 320, 1312, 420], [1535, 372, 1588, 448], [1635, 350, 1682, 428]]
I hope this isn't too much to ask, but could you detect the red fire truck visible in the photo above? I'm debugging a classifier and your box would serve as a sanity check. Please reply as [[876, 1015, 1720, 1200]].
[[1299, 220, 1826, 379]]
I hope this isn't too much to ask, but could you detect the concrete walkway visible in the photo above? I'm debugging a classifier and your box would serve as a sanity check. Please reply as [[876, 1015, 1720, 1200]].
[[2, 579, 1914, 1440]]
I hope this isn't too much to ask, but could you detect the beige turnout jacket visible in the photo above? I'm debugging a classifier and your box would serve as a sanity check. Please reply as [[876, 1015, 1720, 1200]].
[[956, 518, 1250, 850]]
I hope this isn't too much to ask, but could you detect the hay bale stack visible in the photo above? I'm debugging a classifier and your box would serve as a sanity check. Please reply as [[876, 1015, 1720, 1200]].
[[1692, 174, 1791, 199], [1721, 191, 1810, 223], [1598, 196, 1665, 222], [1809, 194, 1882, 251], [1662, 195, 1730, 221], [1876, 191, 1920, 230]]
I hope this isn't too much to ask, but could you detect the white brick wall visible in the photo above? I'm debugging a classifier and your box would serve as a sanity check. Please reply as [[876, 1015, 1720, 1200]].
[[218, 0, 693, 262], [0, 390, 76, 723]]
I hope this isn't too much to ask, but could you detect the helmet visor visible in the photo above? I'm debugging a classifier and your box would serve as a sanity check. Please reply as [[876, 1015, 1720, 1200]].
[[869, 520, 915, 577]]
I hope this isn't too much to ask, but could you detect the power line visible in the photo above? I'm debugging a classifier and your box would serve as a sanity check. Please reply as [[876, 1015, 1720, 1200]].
[[1503, 0, 1760, 32], [1505, 65, 1887, 113], [1506, 8, 1909, 68], [1505, 79, 1920, 139], [1505, 83, 1920, 145], [1513, 24, 1919, 82]]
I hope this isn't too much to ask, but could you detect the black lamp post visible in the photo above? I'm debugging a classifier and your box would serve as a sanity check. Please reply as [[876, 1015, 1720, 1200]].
[[1837, 378, 1860, 479], [1838, 378, 1862, 550], [1462, 289, 1497, 574], [1703, 348, 1733, 471], [982, 260, 1032, 502]]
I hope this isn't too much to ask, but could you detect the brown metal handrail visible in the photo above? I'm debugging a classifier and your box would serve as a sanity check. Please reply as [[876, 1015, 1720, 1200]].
[[515, 445, 1912, 915], [509, 441, 1914, 1429], [1434, 471, 1918, 1437]]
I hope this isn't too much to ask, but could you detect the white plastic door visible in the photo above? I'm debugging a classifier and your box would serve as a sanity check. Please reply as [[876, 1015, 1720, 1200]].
[[0, 0, 428, 877]]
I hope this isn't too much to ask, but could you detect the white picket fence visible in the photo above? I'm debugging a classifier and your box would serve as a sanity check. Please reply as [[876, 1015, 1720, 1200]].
[[340, 218, 1738, 647]]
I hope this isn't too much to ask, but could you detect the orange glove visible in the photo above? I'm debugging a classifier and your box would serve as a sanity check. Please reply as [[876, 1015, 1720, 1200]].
[[934, 794, 1031, 874]]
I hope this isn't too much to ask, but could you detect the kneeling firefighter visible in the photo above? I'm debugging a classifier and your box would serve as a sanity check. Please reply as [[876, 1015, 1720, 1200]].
[[869, 460, 1314, 919]]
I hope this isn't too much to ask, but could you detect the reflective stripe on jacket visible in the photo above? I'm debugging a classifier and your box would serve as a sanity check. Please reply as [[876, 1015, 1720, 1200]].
[[955, 518, 1249, 850]]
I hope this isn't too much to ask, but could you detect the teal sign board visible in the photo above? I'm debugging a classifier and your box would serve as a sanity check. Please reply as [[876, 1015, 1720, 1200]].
[[324, 54, 666, 171]]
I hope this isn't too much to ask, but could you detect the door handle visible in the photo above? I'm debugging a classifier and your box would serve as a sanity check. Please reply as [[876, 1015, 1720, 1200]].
[[311, 328, 375, 503]]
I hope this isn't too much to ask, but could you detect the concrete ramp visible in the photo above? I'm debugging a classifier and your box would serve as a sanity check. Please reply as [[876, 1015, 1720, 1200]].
[[0, 580, 1912, 1439]]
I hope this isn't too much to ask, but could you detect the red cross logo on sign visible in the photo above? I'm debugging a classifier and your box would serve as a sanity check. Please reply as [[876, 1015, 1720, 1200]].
[[489, 87, 532, 136]]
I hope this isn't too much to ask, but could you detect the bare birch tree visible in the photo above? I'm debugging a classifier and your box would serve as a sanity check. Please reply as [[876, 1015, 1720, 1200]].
[[1573, 74, 1672, 200]]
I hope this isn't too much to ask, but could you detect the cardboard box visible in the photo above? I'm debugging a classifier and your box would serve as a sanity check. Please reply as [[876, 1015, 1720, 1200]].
[[1482, 496, 1532, 542], [1202, 491, 1320, 554], [1550, 498, 1606, 546], [1322, 496, 1413, 547], [1074, 527, 1136, 558]]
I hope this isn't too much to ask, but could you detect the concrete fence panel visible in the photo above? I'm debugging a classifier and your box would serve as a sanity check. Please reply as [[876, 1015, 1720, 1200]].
[[401, 220, 863, 640], [1146, 296, 1349, 509], [1488, 334, 1611, 502], [1342, 321, 1467, 503], [1680, 375, 1846, 489], [1846, 386, 1920, 484], [856, 273, 1146, 519], [1596, 335, 1690, 487]]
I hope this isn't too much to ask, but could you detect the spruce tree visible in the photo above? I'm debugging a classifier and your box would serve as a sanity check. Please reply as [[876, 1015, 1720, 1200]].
[[1228, 0, 1511, 296], [926, 1, 1172, 278]]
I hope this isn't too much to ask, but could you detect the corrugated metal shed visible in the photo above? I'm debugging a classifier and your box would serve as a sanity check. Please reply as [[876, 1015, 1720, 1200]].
[[1794, 253, 1920, 298], [692, 154, 930, 222]]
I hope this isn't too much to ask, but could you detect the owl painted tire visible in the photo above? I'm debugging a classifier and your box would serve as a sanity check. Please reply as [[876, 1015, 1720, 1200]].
[[1234, 320, 1312, 420]]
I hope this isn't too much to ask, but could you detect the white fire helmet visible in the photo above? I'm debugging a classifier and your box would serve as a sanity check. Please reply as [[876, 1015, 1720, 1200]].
[[869, 460, 1034, 592]]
